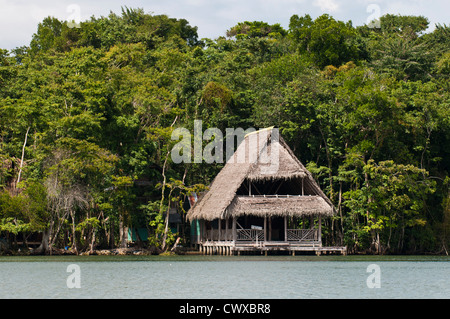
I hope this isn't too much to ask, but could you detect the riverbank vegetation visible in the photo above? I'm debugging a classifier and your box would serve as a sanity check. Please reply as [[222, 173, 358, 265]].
[[0, 8, 448, 255]]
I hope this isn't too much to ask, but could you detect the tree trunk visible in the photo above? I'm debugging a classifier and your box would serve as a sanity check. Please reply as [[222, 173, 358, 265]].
[[119, 214, 128, 248], [33, 228, 50, 255], [171, 237, 181, 252], [337, 181, 344, 245], [70, 210, 78, 254], [162, 206, 171, 252], [109, 219, 115, 249], [48, 212, 67, 254], [159, 150, 171, 252], [16, 127, 30, 189], [318, 124, 334, 202], [89, 228, 96, 254], [376, 232, 381, 255]]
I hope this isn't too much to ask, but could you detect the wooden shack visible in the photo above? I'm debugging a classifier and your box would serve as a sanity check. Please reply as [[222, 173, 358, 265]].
[[187, 128, 346, 255]]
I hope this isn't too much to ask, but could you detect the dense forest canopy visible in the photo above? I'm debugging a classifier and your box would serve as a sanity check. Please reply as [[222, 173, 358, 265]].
[[0, 8, 448, 255]]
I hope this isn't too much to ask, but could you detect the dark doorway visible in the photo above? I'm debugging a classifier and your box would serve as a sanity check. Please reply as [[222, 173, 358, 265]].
[[270, 217, 285, 241], [237, 216, 264, 229]]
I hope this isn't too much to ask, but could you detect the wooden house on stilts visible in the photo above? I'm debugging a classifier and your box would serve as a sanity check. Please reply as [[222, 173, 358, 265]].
[[187, 128, 346, 255]]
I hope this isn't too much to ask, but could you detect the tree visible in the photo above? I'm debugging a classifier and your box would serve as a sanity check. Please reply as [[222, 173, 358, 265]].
[[43, 138, 117, 254], [0, 181, 48, 251], [343, 160, 435, 254], [0, 9, 448, 255], [361, 14, 433, 81], [108, 175, 135, 248], [289, 14, 360, 68], [371, 32, 432, 81], [379, 14, 429, 37], [227, 21, 287, 38]]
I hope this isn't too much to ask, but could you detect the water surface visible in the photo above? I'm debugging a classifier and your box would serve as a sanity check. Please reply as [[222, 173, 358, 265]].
[[0, 255, 448, 298]]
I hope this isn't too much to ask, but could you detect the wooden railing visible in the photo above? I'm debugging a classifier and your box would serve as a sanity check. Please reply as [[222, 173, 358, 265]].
[[239, 195, 313, 198], [237, 229, 264, 241], [287, 229, 318, 241], [206, 229, 232, 241], [205, 228, 319, 242]]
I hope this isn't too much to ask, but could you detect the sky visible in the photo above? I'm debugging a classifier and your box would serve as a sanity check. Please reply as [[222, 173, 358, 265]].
[[1, 0, 449, 50]]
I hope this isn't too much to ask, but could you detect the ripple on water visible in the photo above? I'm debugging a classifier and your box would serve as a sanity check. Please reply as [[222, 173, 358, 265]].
[[0, 256, 448, 298]]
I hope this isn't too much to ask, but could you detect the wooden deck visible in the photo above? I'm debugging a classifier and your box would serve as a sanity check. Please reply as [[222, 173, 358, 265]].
[[194, 225, 346, 255], [199, 240, 347, 256]]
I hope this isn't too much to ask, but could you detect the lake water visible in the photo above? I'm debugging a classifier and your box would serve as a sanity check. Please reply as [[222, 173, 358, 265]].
[[0, 255, 448, 299]]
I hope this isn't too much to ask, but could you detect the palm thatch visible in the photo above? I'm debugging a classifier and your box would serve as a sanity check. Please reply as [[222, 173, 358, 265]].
[[187, 128, 335, 221], [227, 195, 334, 218], [246, 138, 307, 181]]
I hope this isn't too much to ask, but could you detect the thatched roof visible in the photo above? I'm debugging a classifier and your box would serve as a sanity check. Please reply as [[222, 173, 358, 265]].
[[227, 195, 334, 217], [246, 138, 306, 181], [187, 128, 335, 221]]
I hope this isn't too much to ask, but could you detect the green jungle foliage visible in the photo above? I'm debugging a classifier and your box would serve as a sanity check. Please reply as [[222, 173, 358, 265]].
[[0, 8, 448, 254]]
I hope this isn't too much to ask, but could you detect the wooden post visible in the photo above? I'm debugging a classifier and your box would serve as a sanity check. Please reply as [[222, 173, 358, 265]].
[[209, 220, 213, 241], [268, 217, 272, 241], [301, 178, 304, 196], [196, 220, 200, 244], [232, 217, 236, 242], [218, 219, 221, 241], [201, 220, 205, 242], [225, 218, 228, 241], [264, 216, 267, 242], [318, 215, 322, 247], [284, 216, 287, 242]]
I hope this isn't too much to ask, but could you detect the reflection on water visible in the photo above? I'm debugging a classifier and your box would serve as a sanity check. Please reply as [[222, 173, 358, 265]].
[[0, 255, 448, 298]]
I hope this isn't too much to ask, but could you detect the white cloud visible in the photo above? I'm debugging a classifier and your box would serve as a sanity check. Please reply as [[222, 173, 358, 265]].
[[0, 0, 98, 49], [313, 0, 339, 12], [0, 0, 448, 50]]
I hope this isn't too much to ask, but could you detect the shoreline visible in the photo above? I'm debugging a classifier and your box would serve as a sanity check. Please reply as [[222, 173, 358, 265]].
[[0, 246, 448, 257], [0, 246, 204, 257]]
